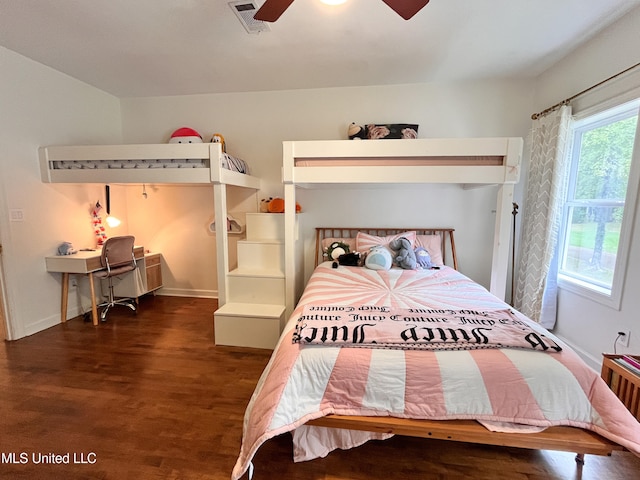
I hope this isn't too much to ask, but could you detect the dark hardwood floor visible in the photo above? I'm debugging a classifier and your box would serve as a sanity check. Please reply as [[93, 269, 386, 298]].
[[1, 295, 639, 479]]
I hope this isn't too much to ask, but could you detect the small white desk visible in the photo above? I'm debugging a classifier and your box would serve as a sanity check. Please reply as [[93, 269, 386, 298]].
[[45, 246, 145, 326]]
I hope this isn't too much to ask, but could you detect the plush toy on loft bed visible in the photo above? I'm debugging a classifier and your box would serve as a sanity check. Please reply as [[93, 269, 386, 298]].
[[168, 127, 203, 143], [348, 122, 419, 140]]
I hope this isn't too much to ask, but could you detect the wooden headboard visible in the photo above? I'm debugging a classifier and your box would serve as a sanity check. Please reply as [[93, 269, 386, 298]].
[[315, 227, 457, 269]]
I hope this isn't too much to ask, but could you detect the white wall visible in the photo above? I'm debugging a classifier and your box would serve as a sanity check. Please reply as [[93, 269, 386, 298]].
[[532, 8, 640, 368], [120, 80, 534, 290], [0, 47, 122, 339]]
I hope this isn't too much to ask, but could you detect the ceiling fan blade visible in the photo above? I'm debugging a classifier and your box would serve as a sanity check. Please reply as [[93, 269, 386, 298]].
[[253, 0, 295, 22], [381, 0, 430, 20]]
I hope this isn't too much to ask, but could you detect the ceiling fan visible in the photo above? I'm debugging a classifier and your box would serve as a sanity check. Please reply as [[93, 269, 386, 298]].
[[254, 0, 430, 22]]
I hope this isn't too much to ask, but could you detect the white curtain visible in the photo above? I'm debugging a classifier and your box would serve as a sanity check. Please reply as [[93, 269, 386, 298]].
[[514, 105, 572, 329]]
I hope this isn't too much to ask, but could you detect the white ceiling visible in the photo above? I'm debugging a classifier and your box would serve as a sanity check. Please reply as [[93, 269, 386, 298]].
[[1, 0, 639, 98]]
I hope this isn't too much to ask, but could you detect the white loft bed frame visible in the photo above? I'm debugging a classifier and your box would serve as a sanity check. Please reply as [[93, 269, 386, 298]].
[[38, 142, 261, 306], [281, 137, 523, 317]]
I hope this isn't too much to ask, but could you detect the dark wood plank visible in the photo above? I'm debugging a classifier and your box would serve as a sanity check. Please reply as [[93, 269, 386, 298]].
[[1, 296, 639, 479]]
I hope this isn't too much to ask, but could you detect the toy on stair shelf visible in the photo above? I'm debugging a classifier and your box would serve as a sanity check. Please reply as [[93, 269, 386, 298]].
[[260, 197, 273, 213], [91, 201, 107, 247], [260, 197, 301, 213], [168, 127, 203, 143]]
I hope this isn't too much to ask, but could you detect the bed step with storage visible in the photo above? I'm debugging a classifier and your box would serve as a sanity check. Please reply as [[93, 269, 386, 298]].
[[214, 303, 285, 349], [214, 212, 288, 349]]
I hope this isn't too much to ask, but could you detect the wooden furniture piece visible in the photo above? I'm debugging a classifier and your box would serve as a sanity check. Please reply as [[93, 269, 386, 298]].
[[601, 354, 640, 420], [307, 416, 623, 460], [214, 213, 289, 349], [45, 245, 145, 326], [39, 141, 261, 311], [301, 228, 626, 465], [314, 227, 457, 268], [109, 252, 164, 300]]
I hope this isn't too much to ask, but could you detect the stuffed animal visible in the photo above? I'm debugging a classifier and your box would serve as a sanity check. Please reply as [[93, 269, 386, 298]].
[[389, 236, 417, 270], [365, 245, 392, 270], [169, 127, 203, 144], [57, 241, 77, 256], [348, 122, 366, 140], [210, 133, 226, 152], [338, 252, 361, 267], [260, 197, 273, 213], [326, 241, 350, 261], [414, 246, 435, 269], [264, 197, 302, 213]]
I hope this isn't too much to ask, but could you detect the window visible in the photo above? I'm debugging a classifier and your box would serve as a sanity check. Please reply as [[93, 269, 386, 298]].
[[558, 99, 640, 308]]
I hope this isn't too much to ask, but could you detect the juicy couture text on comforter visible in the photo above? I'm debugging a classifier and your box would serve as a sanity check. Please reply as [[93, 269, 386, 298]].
[[294, 305, 562, 352], [232, 263, 640, 479]]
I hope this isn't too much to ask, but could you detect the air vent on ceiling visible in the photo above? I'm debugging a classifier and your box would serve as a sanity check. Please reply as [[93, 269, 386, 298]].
[[229, 1, 270, 34]]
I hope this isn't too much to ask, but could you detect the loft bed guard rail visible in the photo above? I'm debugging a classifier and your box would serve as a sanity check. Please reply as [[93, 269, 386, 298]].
[[38, 143, 260, 188]]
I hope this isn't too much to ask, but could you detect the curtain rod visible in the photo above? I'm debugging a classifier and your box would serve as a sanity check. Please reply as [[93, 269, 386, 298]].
[[531, 61, 640, 120]]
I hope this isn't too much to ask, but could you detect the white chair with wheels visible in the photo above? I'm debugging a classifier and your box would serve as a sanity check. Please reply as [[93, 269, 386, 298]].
[[94, 235, 138, 322]]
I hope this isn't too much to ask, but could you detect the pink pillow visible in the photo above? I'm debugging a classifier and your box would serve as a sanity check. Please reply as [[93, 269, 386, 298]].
[[356, 231, 417, 254], [415, 235, 444, 265]]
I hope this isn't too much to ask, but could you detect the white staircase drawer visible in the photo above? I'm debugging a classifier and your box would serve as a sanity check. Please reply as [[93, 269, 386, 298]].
[[237, 240, 284, 271], [214, 303, 285, 349], [227, 273, 285, 303], [246, 213, 284, 241]]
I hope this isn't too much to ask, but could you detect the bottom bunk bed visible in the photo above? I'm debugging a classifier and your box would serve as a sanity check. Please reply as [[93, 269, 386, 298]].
[[231, 228, 640, 479]]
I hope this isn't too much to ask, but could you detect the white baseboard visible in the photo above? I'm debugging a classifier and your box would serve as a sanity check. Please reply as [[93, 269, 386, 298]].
[[153, 288, 217, 299], [554, 333, 601, 372]]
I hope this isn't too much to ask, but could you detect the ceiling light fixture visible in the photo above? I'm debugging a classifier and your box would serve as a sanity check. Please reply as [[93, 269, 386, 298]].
[[320, 0, 347, 4]]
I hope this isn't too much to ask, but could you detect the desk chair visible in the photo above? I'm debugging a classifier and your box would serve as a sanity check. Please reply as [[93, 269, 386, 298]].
[[94, 235, 138, 322]]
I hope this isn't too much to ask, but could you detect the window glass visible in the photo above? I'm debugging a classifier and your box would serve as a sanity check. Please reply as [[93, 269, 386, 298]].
[[559, 99, 639, 304]]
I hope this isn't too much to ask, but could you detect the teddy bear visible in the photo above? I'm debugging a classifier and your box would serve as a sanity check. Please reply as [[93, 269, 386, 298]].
[[260, 197, 273, 213], [414, 246, 435, 269], [389, 236, 417, 269]]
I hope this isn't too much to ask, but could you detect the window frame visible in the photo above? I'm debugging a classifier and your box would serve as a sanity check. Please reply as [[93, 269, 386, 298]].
[[558, 98, 640, 309]]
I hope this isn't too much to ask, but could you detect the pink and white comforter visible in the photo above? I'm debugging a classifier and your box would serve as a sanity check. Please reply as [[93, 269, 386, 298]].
[[232, 263, 640, 479]]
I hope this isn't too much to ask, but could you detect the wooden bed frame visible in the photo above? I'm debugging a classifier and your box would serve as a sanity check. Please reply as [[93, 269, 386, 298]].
[[314, 227, 457, 269], [307, 227, 626, 463]]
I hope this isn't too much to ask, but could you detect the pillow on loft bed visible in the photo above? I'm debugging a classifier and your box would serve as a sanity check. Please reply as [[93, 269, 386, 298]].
[[415, 234, 444, 266], [221, 153, 249, 174], [366, 124, 418, 140]]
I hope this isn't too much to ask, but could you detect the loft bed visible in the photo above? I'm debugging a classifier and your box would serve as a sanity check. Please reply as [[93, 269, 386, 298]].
[[38, 143, 258, 188], [281, 137, 523, 316], [229, 138, 640, 478], [232, 226, 640, 479], [38, 142, 261, 306]]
